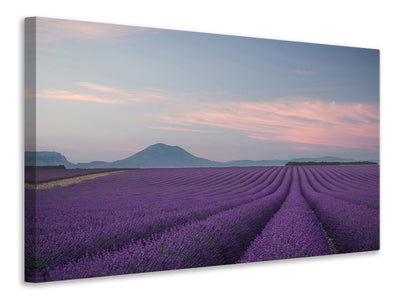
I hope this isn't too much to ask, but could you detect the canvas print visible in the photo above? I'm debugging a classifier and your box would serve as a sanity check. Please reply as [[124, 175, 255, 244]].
[[24, 17, 380, 283]]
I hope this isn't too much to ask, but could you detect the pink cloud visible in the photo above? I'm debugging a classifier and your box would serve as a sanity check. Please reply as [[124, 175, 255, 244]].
[[247, 135, 271, 141], [149, 126, 207, 132], [157, 97, 379, 151], [76, 82, 123, 94], [37, 82, 173, 105], [75, 82, 170, 102], [37, 89, 123, 104]]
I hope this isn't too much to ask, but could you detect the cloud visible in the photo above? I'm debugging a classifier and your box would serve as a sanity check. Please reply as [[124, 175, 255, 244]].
[[37, 89, 124, 104], [37, 82, 173, 105], [36, 81, 379, 152], [247, 135, 271, 141], [155, 97, 379, 151], [149, 126, 208, 132], [76, 82, 123, 94]]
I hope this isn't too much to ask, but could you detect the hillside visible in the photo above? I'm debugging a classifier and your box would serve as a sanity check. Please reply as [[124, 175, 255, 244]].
[[25, 143, 372, 169]]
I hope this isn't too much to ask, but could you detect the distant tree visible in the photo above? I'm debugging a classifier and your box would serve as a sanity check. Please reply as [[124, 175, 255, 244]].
[[285, 161, 378, 166], [25, 165, 66, 169]]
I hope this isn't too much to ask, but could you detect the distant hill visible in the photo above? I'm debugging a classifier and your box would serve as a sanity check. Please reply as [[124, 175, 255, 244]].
[[25, 151, 75, 168], [25, 143, 375, 169], [25, 165, 66, 170], [107, 143, 222, 168]]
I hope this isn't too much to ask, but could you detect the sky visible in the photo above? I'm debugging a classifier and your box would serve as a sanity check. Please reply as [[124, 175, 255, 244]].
[[26, 17, 379, 163]]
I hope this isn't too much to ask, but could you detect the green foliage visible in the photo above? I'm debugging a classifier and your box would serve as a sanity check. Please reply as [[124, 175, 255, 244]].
[[285, 161, 378, 166], [25, 165, 66, 169]]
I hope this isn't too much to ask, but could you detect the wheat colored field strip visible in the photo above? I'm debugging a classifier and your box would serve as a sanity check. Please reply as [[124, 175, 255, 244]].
[[25, 170, 128, 190]]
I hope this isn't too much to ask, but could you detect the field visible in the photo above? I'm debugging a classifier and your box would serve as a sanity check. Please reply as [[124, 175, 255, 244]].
[[25, 165, 379, 282], [25, 168, 127, 183]]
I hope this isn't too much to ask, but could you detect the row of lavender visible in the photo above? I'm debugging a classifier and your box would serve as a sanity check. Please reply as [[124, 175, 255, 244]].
[[25, 165, 379, 282], [240, 165, 379, 262], [25, 166, 282, 280]]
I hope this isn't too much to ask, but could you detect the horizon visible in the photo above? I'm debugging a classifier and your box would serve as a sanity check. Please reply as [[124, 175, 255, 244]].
[[26, 142, 379, 165], [26, 17, 379, 163]]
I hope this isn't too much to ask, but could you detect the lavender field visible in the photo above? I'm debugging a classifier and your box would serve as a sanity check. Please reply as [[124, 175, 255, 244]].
[[25, 165, 379, 282], [25, 168, 127, 184]]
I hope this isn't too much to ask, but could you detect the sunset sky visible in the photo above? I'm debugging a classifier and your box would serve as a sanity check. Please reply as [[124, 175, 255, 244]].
[[27, 17, 379, 163]]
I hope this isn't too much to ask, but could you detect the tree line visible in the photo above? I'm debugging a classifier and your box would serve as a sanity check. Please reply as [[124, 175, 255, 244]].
[[285, 161, 378, 166]]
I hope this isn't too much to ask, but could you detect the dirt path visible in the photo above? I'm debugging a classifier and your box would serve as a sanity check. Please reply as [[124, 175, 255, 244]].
[[25, 170, 128, 190]]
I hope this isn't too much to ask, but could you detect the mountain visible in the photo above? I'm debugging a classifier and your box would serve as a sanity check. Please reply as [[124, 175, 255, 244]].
[[25, 151, 75, 168], [25, 144, 370, 169], [107, 143, 222, 168]]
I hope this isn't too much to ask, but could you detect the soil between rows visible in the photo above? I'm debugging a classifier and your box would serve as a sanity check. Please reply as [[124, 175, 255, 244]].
[[24, 170, 128, 190]]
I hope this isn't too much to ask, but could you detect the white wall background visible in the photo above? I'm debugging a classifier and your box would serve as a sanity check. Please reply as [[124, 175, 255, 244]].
[[2, 1, 399, 299]]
